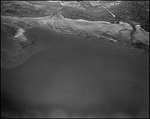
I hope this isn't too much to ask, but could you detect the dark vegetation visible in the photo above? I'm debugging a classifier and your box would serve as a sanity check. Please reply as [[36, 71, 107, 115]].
[[1, 1, 53, 18], [132, 41, 149, 53], [128, 1, 149, 31], [108, 1, 149, 31], [111, 1, 149, 32], [61, 7, 104, 21]]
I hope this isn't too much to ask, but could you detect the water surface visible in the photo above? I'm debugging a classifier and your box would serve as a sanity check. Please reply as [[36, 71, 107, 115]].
[[1, 29, 149, 118]]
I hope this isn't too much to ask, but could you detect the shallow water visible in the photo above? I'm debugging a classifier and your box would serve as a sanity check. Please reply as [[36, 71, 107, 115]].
[[1, 29, 149, 118]]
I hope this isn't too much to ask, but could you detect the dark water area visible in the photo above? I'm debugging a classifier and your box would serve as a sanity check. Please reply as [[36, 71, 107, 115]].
[[1, 28, 149, 118]]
